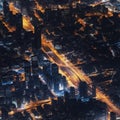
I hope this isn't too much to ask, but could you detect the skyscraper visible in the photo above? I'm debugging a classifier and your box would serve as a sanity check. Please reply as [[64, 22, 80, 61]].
[[24, 61, 31, 81], [15, 13, 22, 31], [32, 25, 42, 51], [31, 55, 38, 75], [92, 84, 96, 98], [15, 13, 23, 44], [69, 87, 75, 99], [3, 0, 9, 18], [110, 112, 116, 120], [51, 63, 59, 76], [79, 81, 88, 98]]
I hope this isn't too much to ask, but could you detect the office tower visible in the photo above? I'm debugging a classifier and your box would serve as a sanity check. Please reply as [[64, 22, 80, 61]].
[[24, 61, 31, 77], [42, 84, 49, 99], [31, 74, 40, 88], [87, 84, 96, 98], [42, 60, 53, 88], [51, 64, 59, 92], [110, 112, 116, 120], [24, 61, 31, 75], [53, 76, 59, 93], [92, 85, 96, 98], [51, 63, 59, 76], [15, 13, 23, 31], [35, 50, 43, 66], [64, 91, 70, 101], [61, 76, 67, 90], [43, 63, 59, 90], [3, 0, 9, 18], [31, 55, 38, 75], [15, 13, 23, 44], [79, 81, 88, 98], [28, 76, 34, 89], [43, 60, 51, 75], [69, 87, 75, 99], [32, 25, 42, 51]]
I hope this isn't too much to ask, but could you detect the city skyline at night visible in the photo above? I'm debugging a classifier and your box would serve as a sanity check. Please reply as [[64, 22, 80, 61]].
[[0, 0, 120, 120]]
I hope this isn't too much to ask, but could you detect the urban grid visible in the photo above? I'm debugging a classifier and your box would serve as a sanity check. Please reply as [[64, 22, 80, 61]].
[[0, 0, 120, 120]]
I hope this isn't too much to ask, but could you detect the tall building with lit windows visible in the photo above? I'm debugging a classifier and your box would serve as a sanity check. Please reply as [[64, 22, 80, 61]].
[[31, 55, 38, 75], [33, 25, 42, 51], [79, 81, 88, 98], [69, 87, 75, 99], [15, 13, 22, 31], [3, 0, 9, 18], [110, 112, 116, 120], [24, 61, 31, 81]]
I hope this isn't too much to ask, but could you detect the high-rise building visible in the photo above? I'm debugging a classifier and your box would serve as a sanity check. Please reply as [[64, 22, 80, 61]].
[[15, 13, 23, 31], [53, 77, 59, 93], [31, 55, 38, 74], [87, 84, 96, 98], [110, 112, 116, 120], [69, 87, 75, 99], [43, 61, 51, 75], [64, 91, 69, 101], [42, 84, 49, 99], [52, 64, 59, 92], [61, 76, 67, 90], [92, 85, 96, 98], [79, 81, 88, 98], [36, 50, 43, 66], [0, 87, 5, 98], [32, 25, 42, 51], [51, 63, 59, 76], [3, 0, 9, 18], [15, 13, 23, 44], [32, 74, 40, 88], [24, 61, 31, 78]]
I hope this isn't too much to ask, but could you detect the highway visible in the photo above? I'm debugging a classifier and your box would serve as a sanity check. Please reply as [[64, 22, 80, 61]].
[[42, 35, 120, 115], [8, 98, 57, 116], [2, 0, 120, 116], [42, 37, 80, 88]]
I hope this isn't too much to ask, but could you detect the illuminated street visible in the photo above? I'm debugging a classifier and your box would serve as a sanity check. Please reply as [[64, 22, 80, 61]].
[[42, 35, 120, 115], [0, 0, 120, 120]]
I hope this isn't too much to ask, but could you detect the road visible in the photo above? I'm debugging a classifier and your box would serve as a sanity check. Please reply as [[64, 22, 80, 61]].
[[4, 0, 120, 116], [8, 98, 56, 116], [42, 35, 120, 115]]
